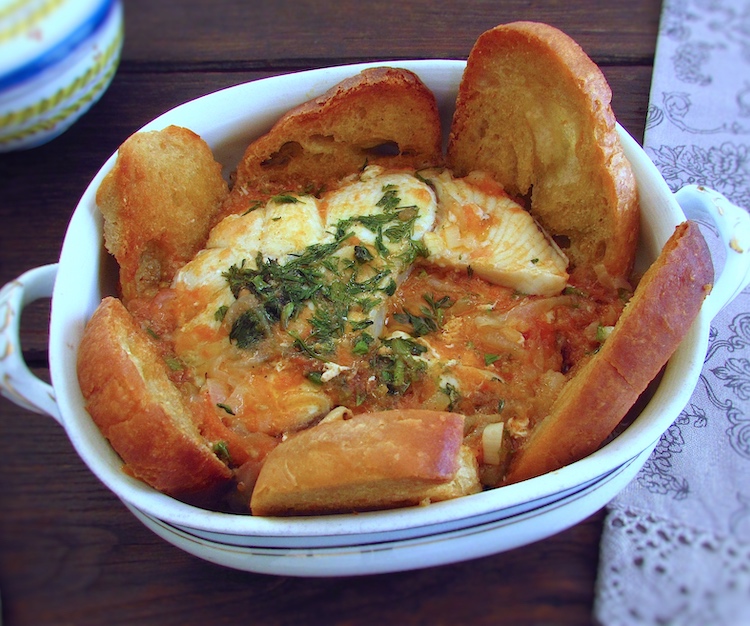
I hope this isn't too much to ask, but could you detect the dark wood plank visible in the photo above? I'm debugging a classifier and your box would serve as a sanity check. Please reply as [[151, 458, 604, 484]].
[[119, 0, 660, 67]]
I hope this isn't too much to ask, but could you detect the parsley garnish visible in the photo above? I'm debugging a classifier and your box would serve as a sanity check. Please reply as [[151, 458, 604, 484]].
[[349, 319, 374, 331], [213, 441, 232, 465], [221, 182, 429, 358], [370, 336, 428, 395], [271, 194, 301, 204], [289, 330, 330, 361], [164, 356, 184, 371], [306, 371, 324, 386], [393, 293, 454, 337], [563, 286, 588, 297], [229, 308, 270, 349], [441, 382, 461, 411], [484, 354, 500, 366], [354, 245, 374, 263], [376, 185, 400, 211], [214, 305, 228, 322], [352, 332, 374, 355], [242, 201, 263, 215]]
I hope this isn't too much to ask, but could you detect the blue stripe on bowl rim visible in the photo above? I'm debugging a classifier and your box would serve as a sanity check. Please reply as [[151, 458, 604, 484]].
[[143, 451, 644, 552], [124, 450, 644, 574], [0, 0, 115, 93]]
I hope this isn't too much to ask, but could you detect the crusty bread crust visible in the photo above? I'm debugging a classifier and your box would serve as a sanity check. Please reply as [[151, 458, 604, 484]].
[[220, 67, 444, 217], [250, 410, 481, 516], [96, 125, 228, 305], [447, 21, 639, 281], [505, 221, 713, 483], [77, 297, 232, 499]]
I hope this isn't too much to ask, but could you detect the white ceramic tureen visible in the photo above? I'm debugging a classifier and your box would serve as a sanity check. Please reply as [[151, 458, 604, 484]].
[[1, 61, 749, 577]]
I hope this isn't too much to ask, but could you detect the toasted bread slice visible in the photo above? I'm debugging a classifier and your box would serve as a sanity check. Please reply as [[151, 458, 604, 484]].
[[97, 125, 229, 305], [220, 67, 443, 217], [505, 221, 713, 483], [250, 409, 481, 516], [447, 21, 639, 281], [77, 297, 232, 500]]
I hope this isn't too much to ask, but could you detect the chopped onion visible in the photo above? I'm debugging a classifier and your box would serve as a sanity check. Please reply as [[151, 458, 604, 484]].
[[318, 405, 354, 425], [482, 422, 506, 465]]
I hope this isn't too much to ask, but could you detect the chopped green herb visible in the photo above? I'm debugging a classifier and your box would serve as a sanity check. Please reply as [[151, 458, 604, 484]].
[[352, 332, 374, 355], [214, 305, 229, 322], [393, 308, 436, 337], [563, 286, 588, 297], [393, 293, 454, 337], [229, 308, 269, 349], [414, 171, 434, 188], [383, 210, 419, 241], [596, 325, 614, 343], [376, 185, 400, 211], [370, 337, 427, 395], [349, 319, 374, 331], [271, 194, 301, 204], [213, 441, 232, 465], [306, 371, 324, 386], [401, 238, 429, 265], [164, 356, 184, 371], [216, 403, 235, 415], [289, 330, 329, 362], [484, 353, 500, 366], [354, 245, 374, 263], [387, 336, 428, 357], [374, 228, 389, 257], [281, 301, 295, 328], [441, 382, 461, 411], [242, 201, 263, 215], [382, 278, 397, 296], [356, 296, 381, 314]]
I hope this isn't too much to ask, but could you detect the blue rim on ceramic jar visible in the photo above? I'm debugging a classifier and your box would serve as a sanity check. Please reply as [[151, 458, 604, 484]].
[[0, 0, 123, 152]]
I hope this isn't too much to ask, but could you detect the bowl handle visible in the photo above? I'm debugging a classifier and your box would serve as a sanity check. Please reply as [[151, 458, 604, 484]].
[[0, 264, 62, 423], [674, 185, 750, 321]]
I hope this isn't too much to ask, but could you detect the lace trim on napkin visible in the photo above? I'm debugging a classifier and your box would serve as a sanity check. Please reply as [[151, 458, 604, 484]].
[[594, 504, 750, 626]]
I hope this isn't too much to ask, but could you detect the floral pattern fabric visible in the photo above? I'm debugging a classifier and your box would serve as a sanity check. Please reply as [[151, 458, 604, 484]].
[[595, 1, 750, 624]]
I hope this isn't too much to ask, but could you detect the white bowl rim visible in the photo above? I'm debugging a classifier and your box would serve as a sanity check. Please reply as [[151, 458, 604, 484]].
[[125, 444, 653, 575], [47, 59, 709, 541]]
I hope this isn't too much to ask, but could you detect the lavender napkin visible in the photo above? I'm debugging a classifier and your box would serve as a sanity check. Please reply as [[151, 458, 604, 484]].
[[594, 1, 750, 624]]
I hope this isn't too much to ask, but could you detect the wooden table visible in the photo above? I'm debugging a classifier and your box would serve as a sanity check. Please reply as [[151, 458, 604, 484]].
[[0, 1, 660, 624]]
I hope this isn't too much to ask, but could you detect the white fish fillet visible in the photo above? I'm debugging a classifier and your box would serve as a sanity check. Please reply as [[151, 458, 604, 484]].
[[422, 170, 569, 296]]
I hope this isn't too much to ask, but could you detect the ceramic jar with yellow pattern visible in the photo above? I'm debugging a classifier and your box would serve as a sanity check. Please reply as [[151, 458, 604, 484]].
[[0, 0, 123, 152]]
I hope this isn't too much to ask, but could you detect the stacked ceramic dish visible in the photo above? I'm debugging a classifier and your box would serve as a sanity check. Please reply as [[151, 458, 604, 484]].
[[1, 61, 749, 577], [0, 0, 123, 152]]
